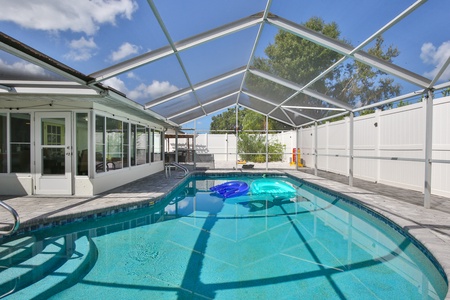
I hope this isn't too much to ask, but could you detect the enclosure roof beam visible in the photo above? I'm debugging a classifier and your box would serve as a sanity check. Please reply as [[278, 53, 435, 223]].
[[89, 14, 262, 83], [242, 90, 316, 121], [0, 32, 94, 86], [282, 106, 346, 111], [428, 55, 450, 88], [167, 91, 239, 119], [267, 15, 431, 89], [147, 0, 208, 117], [300, 111, 349, 128], [248, 68, 353, 111], [145, 66, 246, 108], [236, 2, 273, 107], [239, 102, 296, 127]]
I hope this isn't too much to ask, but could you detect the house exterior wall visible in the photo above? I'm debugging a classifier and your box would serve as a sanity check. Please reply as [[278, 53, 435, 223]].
[[0, 100, 167, 196]]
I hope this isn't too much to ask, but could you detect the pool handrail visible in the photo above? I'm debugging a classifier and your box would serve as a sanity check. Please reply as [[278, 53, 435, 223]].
[[0, 200, 20, 236], [170, 162, 189, 178]]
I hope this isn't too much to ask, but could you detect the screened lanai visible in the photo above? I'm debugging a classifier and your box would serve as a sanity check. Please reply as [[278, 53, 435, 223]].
[[0, 0, 450, 203]]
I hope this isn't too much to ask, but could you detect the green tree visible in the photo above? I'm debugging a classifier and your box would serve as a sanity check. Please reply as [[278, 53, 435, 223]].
[[210, 107, 243, 134], [248, 17, 401, 119], [442, 87, 450, 97], [237, 133, 284, 162], [334, 36, 401, 108], [241, 110, 292, 131], [210, 17, 402, 161], [210, 107, 292, 132], [210, 108, 288, 162]]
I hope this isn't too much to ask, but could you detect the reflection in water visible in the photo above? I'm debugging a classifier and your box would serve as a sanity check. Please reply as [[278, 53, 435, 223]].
[[43, 177, 447, 299]]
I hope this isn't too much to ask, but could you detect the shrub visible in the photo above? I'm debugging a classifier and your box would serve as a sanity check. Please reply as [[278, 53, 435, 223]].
[[237, 133, 284, 162]]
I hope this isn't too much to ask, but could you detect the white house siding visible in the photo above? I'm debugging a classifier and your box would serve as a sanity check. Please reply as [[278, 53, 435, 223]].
[[0, 100, 167, 196]]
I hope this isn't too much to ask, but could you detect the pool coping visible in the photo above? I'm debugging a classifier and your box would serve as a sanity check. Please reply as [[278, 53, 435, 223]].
[[1, 169, 450, 298]]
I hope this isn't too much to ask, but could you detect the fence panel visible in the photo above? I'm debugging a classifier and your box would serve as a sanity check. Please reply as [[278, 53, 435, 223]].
[[432, 98, 450, 197], [299, 127, 314, 167], [354, 113, 378, 182], [327, 120, 348, 175], [378, 103, 425, 191]]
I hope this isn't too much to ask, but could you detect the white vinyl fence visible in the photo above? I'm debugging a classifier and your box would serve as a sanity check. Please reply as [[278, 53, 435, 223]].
[[168, 131, 298, 165], [168, 96, 450, 198], [299, 96, 450, 198]]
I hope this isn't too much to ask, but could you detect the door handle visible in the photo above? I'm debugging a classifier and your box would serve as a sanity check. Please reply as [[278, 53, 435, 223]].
[[66, 152, 72, 156]]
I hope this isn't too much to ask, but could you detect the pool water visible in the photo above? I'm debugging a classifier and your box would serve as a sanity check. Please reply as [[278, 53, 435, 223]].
[[17, 176, 450, 299]]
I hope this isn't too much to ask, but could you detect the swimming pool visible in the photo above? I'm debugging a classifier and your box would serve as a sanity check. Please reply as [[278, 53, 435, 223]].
[[1, 174, 448, 299]]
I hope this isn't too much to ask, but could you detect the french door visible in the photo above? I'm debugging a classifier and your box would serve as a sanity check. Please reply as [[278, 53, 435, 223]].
[[35, 112, 72, 195]]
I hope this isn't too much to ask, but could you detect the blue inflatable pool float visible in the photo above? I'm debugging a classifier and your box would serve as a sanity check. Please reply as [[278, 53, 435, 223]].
[[210, 181, 249, 198], [251, 179, 296, 195]]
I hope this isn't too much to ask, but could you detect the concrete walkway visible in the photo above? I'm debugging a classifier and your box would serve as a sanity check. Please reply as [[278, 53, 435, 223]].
[[0, 167, 449, 298], [0, 169, 188, 233]]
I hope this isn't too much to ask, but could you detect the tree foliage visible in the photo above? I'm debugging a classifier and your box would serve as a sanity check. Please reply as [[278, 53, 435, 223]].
[[248, 17, 401, 119], [237, 133, 284, 162], [210, 107, 242, 133], [442, 87, 450, 97], [334, 36, 401, 108], [210, 107, 292, 133], [209, 17, 402, 161]]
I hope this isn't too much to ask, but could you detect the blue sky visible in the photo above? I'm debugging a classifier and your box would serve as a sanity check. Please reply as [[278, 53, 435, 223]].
[[1, 0, 449, 130]]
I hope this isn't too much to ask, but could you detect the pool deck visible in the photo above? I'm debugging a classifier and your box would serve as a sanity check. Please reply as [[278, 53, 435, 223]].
[[1, 168, 450, 298]]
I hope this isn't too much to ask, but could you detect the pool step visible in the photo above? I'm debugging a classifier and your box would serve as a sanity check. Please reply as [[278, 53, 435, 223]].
[[0, 236, 36, 270], [4, 235, 97, 300], [0, 237, 67, 298]]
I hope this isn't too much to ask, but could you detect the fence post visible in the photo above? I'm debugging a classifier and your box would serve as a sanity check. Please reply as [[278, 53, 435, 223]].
[[175, 130, 179, 163], [314, 121, 318, 176], [424, 89, 434, 208], [325, 121, 329, 172], [225, 133, 228, 162], [235, 105, 238, 168], [296, 127, 300, 171], [266, 115, 269, 171], [193, 123, 197, 169], [349, 112, 354, 186], [375, 109, 380, 183]]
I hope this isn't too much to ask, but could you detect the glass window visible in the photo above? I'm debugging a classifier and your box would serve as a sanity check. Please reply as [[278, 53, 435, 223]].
[[136, 125, 148, 165], [40, 118, 66, 175], [154, 130, 162, 162], [0, 114, 6, 173], [10, 113, 30, 173], [150, 129, 154, 163], [123, 122, 129, 168], [131, 124, 136, 166], [42, 120, 64, 145], [76, 113, 89, 176], [106, 118, 123, 171], [146, 129, 150, 164], [95, 115, 105, 173]]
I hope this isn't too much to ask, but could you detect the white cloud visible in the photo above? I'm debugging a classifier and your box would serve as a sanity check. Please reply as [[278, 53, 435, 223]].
[[103, 77, 129, 94], [0, 0, 138, 35], [126, 72, 140, 80], [110, 42, 140, 62], [420, 41, 450, 80], [128, 80, 179, 100], [102, 77, 179, 102], [0, 58, 51, 78], [64, 37, 98, 61]]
